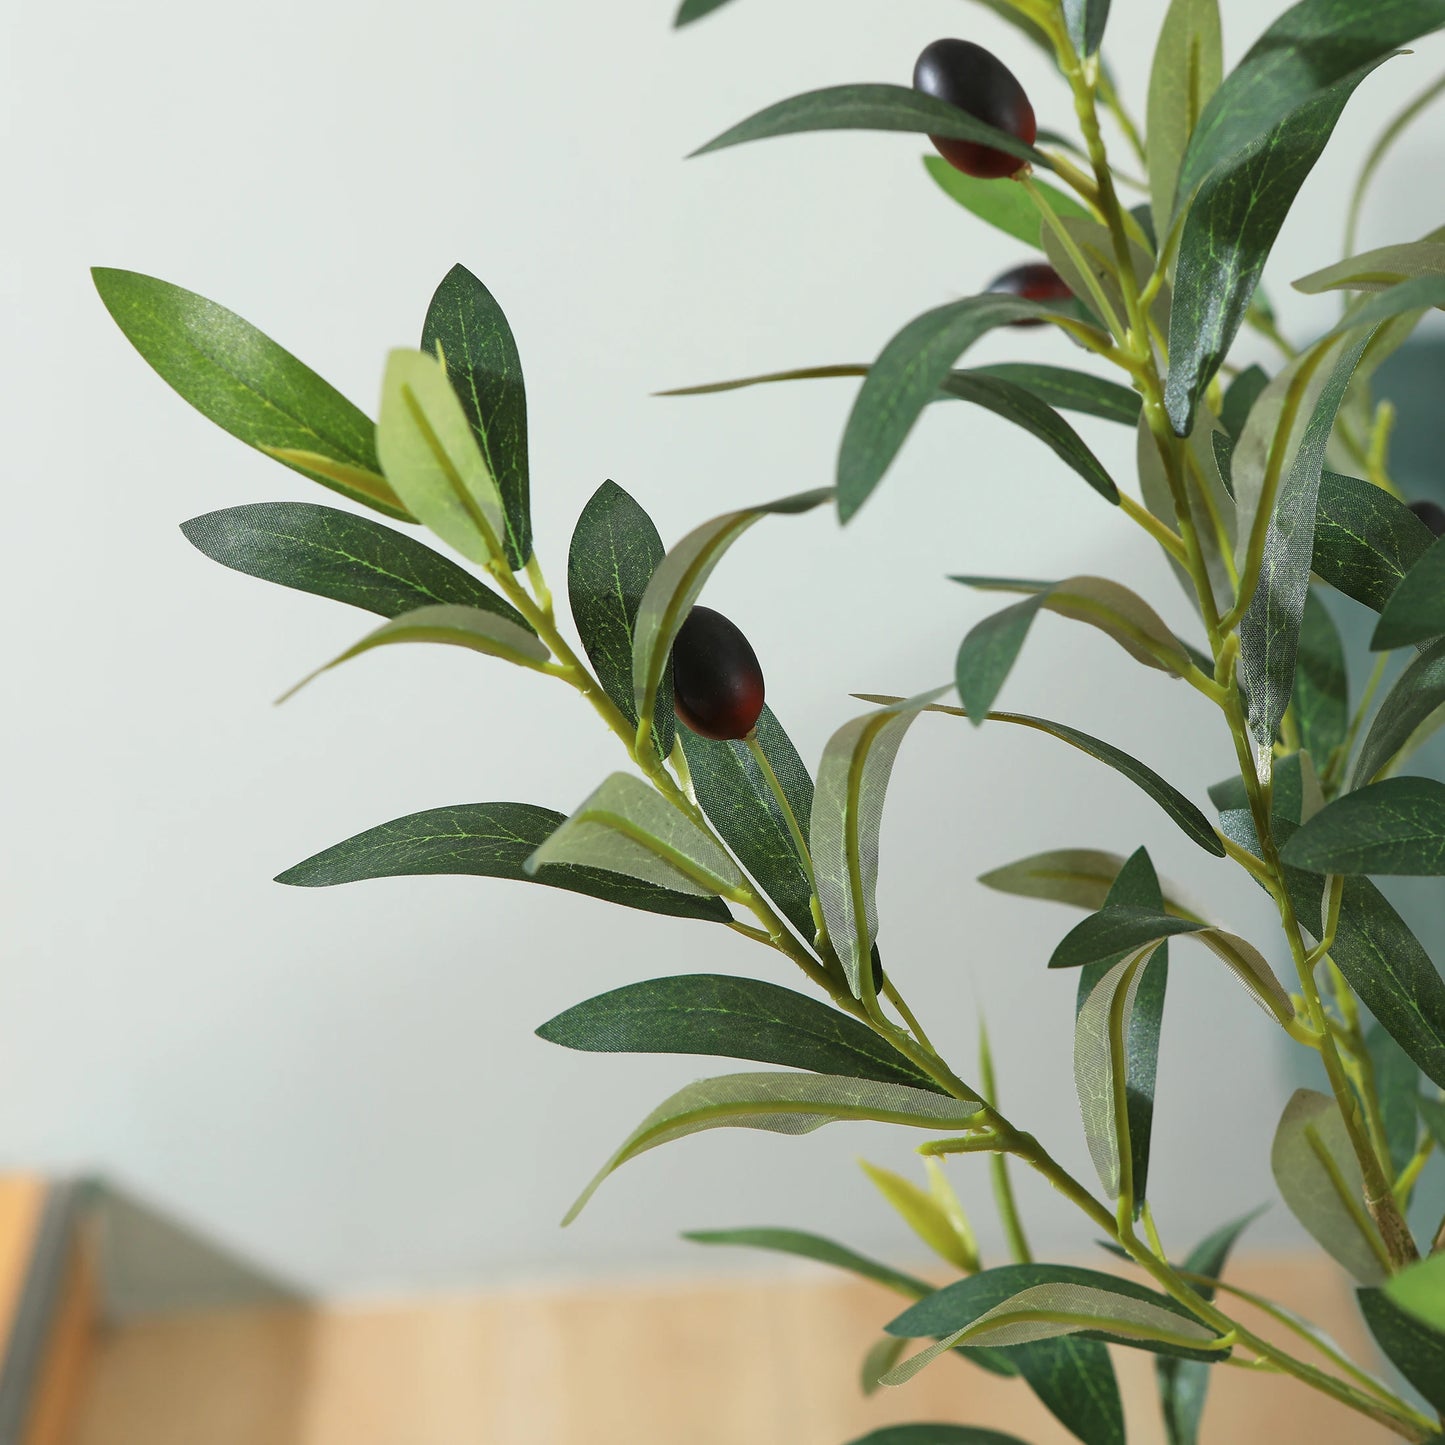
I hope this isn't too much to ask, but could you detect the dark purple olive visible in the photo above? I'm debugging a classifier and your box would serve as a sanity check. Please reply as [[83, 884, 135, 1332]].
[[1409, 499, 1445, 538], [987, 262, 1074, 325], [912, 39, 1036, 180], [672, 605, 765, 742], [870, 943, 885, 995]]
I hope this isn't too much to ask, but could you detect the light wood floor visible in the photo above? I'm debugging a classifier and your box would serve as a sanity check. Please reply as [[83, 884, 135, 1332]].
[[68, 1256, 1399, 1445]]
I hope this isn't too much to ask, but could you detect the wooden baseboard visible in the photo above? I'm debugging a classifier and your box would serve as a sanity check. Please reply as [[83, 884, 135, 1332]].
[[63, 1255, 1398, 1445]]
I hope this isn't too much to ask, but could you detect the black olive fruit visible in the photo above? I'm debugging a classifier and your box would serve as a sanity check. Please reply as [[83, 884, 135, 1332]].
[[672, 605, 765, 742], [912, 39, 1036, 180], [987, 261, 1074, 324], [1409, 499, 1445, 538], [870, 943, 885, 995]]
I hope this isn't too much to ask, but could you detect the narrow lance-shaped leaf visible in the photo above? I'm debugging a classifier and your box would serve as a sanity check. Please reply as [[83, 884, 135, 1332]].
[[811, 692, 949, 1005], [376, 349, 508, 566], [1165, 61, 1387, 434], [682, 704, 815, 939], [1076, 848, 1170, 1210], [1365, 1021, 1423, 1177], [1281, 777, 1445, 876], [535, 973, 942, 1093], [1271, 1089, 1390, 1284], [979, 847, 1198, 918], [844, 1429, 1032, 1445], [1041, 216, 1168, 340], [839, 296, 1108, 522], [1373, 535, 1445, 651], [180, 502, 528, 626], [421, 264, 531, 566], [1360, 1281, 1445, 1410], [525, 772, 744, 900], [565, 1073, 983, 1224], [278, 604, 549, 703], [91, 268, 408, 520], [631, 488, 832, 747], [567, 480, 674, 757], [1346, 72, 1445, 254], [690, 84, 1052, 170], [966, 364, 1141, 425], [952, 574, 1188, 720], [858, 696, 1227, 857], [860, 1158, 979, 1274], [1063, 0, 1110, 56], [674, 0, 732, 22], [1220, 364, 1269, 440], [1176, 0, 1445, 204], [923, 155, 1090, 248], [275, 801, 730, 923], [1049, 905, 1293, 1024], [1312, 469, 1435, 612], [1146, 0, 1223, 233], [1295, 236, 1445, 294], [1420, 1094, 1445, 1150], [1353, 638, 1445, 785], [1290, 591, 1348, 766], [1236, 329, 1373, 746], [1156, 1209, 1263, 1445]]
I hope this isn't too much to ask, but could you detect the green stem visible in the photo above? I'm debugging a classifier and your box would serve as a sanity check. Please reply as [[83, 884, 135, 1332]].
[[978, 1021, 1033, 1265]]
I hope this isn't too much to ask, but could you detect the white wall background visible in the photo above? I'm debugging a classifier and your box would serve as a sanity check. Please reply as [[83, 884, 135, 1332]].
[[4, 0, 1443, 1295]]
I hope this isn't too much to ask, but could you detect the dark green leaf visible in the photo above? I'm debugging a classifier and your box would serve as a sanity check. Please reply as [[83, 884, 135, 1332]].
[[1165, 64, 1385, 434], [1220, 365, 1269, 440], [567, 480, 673, 757], [922, 156, 1089, 248], [274, 801, 731, 922], [537, 973, 939, 1091], [1207, 774, 1250, 813], [935, 374, 1120, 503], [888, 1262, 1225, 1363], [1312, 469, 1434, 611], [1420, 1094, 1445, 1148], [859, 1336, 910, 1396], [844, 1429, 1032, 1445], [1272, 1089, 1390, 1283], [967, 364, 1141, 425], [858, 696, 1226, 857], [691, 84, 1052, 170], [1281, 777, 1445, 875], [839, 296, 1098, 521], [565, 1072, 983, 1224], [1290, 591, 1348, 764], [1064, 0, 1110, 56], [682, 704, 814, 939], [1366, 1021, 1422, 1176], [1076, 849, 1169, 1212], [1323, 276, 1445, 340], [675, 0, 733, 23], [1354, 638, 1445, 785], [421, 264, 531, 567], [91, 267, 407, 520], [1157, 1210, 1261, 1444], [1147, 0, 1224, 233], [1373, 535, 1445, 650], [1359, 1285, 1445, 1410], [1176, 0, 1445, 203], [180, 502, 526, 625]]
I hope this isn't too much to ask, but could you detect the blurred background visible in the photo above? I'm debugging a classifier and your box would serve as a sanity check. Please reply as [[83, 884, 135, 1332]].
[[4, 0, 1444, 1307]]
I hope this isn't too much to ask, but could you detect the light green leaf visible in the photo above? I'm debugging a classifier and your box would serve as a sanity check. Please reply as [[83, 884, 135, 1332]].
[[860, 1158, 979, 1274], [1382, 1254, 1445, 1334], [859, 696, 1226, 857], [1063, 0, 1111, 56], [691, 84, 1051, 170], [567, 480, 674, 756], [952, 575, 1189, 719], [858, 1337, 911, 1397], [1373, 535, 1445, 650], [180, 501, 526, 624], [376, 348, 508, 566], [91, 267, 408, 520], [525, 772, 744, 900], [1354, 638, 1445, 785], [1296, 237, 1445, 294], [979, 847, 1196, 919], [839, 296, 1093, 522], [631, 489, 832, 746], [1270, 1089, 1390, 1284], [923, 155, 1090, 248], [1420, 1094, 1445, 1149], [1312, 469, 1435, 612], [274, 801, 731, 923], [566, 1073, 984, 1224], [1040, 217, 1168, 340], [811, 692, 949, 1004], [536, 973, 941, 1092], [1147, 0, 1223, 234], [421, 264, 531, 567], [1346, 73, 1445, 256], [278, 603, 549, 703], [1281, 777, 1445, 875]]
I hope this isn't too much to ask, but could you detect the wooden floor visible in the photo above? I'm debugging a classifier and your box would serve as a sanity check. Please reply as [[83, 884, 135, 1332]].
[[67, 1257, 1397, 1445]]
